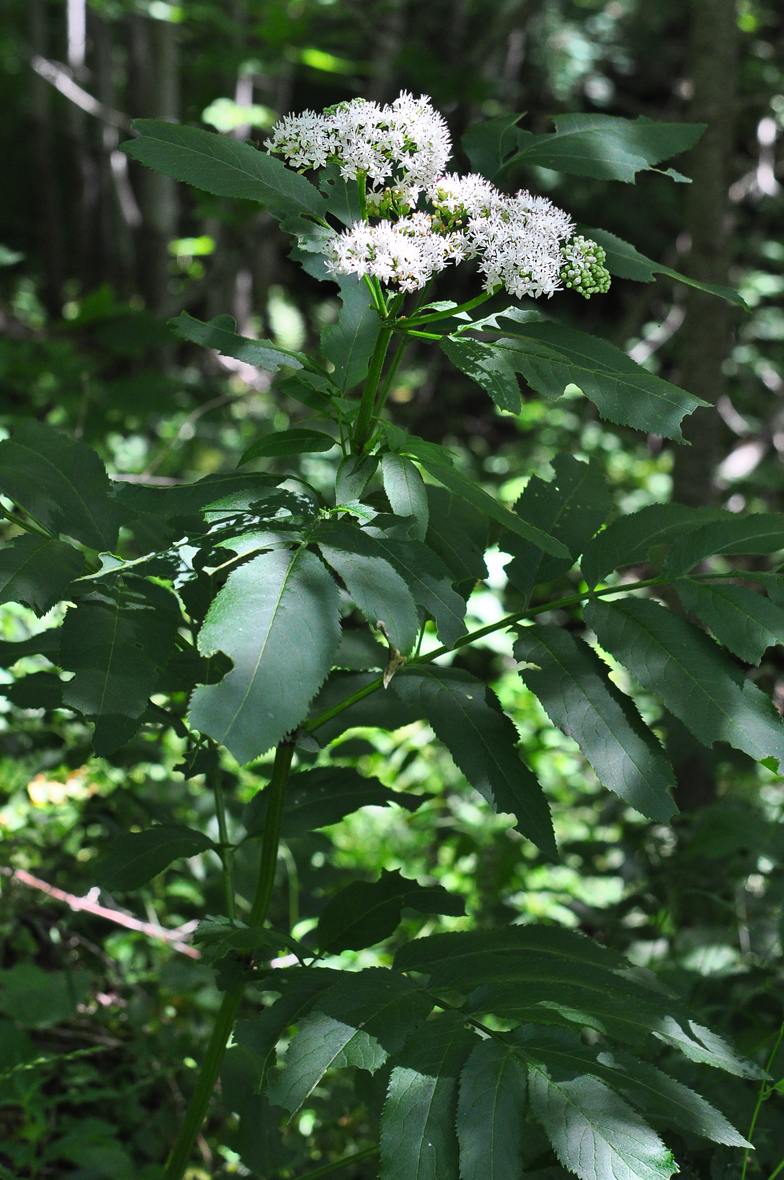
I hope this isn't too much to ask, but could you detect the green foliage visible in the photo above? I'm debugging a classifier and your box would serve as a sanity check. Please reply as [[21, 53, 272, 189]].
[[95, 826, 215, 892], [0, 421, 126, 551], [0, 535, 83, 616], [463, 111, 705, 184], [316, 869, 465, 953], [122, 120, 328, 220], [244, 765, 424, 837], [60, 577, 181, 755], [456, 1039, 529, 1180], [515, 625, 677, 821], [394, 667, 557, 856], [189, 547, 341, 763], [586, 597, 784, 765], [3, 62, 783, 1180], [170, 311, 306, 371], [379, 1013, 476, 1180]]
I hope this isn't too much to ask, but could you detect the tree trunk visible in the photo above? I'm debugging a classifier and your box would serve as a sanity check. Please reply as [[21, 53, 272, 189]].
[[29, 0, 64, 316], [671, 0, 738, 508], [128, 13, 180, 313]]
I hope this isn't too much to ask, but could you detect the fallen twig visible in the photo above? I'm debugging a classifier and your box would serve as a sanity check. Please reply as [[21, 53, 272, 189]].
[[2, 867, 201, 958]]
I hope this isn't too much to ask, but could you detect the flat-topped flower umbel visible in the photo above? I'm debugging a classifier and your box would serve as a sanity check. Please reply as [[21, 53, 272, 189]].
[[268, 93, 611, 300]]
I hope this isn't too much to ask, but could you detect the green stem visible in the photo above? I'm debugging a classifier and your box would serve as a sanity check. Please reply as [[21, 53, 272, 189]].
[[373, 336, 408, 420], [249, 741, 295, 925], [363, 274, 386, 317], [0, 502, 53, 541], [210, 756, 235, 923], [162, 986, 244, 1180], [287, 1144, 379, 1180], [351, 326, 393, 455], [400, 287, 495, 327], [743, 1018, 784, 1180], [306, 570, 747, 735], [163, 741, 294, 1180], [769, 1157, 784, 1180]]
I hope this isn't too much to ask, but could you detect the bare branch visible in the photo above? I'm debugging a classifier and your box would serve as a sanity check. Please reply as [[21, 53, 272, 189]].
[[3, 866, 201, 958]]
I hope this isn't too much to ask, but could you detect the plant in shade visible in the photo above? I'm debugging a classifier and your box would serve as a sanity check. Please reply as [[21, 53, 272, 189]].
[[1, 91, 777, 1179]]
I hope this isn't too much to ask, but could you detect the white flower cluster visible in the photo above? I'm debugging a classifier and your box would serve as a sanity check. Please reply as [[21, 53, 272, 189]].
[[268, 92, 451, 205], [326, 213, 467, 293], [270, 93, 611, 300]]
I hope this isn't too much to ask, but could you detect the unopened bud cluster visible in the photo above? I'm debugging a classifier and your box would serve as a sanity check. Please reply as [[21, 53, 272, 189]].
[[269, 94, 611, 301]]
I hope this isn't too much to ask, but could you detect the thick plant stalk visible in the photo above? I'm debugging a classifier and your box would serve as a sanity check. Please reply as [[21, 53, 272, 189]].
[[351, 327, 394, 454], [671, 0, 737, 507], [163, 741, 295, 1180]]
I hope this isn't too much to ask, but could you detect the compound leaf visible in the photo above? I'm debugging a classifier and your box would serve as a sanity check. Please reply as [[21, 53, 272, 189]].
[[240, 428, 337, 466], [4, 670, 63, 710], [676, 578, 784, 664], [515, 625, 677, 820], [96, 825, 214, 891], [457, 1039, 528, 1180], [335, 454, 378, 504], [425, 487, 488, 587], [190, 547, 341, 763], [493, 324, 705, 441], [581, 227, 747, 307], [503, 114, 704, 184], [586, 597, 784, 766], [317, 869, 464, 954], [415, 456, 569, 559], [461, 112, 524, 180], [113, 471, 281, 521], [665, 515, 784, 576], [269, 969, 433, 1113], [193, 918, 274, 965], [0, 535, 84, 616], [362, 531, 468, 648], [520, 1028, 749, 1147], [581, 503, 730, 588], [122, 120, 327, 220], [393, 667, 556, 858], [234, 967, 343, 1089], [380, 1012, 477, 1180], [0, 421, 126, 551]]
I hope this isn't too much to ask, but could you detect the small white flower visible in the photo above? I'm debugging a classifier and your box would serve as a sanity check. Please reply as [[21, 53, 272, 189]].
[[466, 190, 575, 298], [270, 92, 610, 302], [327, 214, 467, 293], [429, 173, 497, 218], [269, 92, 452, 204]]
